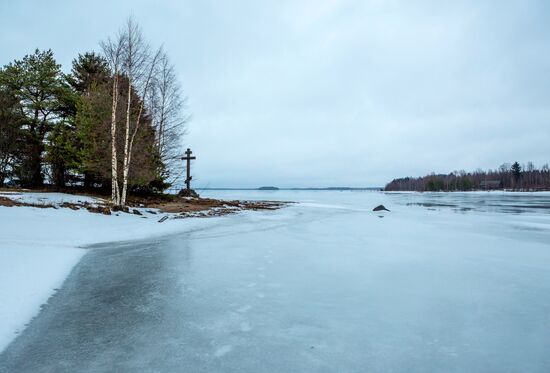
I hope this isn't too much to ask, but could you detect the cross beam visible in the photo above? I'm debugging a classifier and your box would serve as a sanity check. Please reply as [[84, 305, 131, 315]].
[[182, 148, 196, 191]]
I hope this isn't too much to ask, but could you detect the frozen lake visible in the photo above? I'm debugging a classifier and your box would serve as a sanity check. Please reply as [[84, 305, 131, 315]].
[[1, 191, 550, 372]]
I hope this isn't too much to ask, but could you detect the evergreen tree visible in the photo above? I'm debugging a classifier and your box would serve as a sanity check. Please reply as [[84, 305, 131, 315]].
[[68, 53, 111, 188], [46, 79, 80, 187], [511, 162, 522, 183], [74, 73, 161, 192], [0, 87, 23, 186], [74, 82, 113, 189], [67, 52, 109, 94], [0, 49, 71, 186]]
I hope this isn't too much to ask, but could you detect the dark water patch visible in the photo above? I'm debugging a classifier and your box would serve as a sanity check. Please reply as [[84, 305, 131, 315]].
[[488, 204, 550, 210], [406, 202, 458, 208]]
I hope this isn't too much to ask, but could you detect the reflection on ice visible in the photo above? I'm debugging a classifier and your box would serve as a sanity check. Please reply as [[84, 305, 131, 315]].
[[390, 191, 550, 214]]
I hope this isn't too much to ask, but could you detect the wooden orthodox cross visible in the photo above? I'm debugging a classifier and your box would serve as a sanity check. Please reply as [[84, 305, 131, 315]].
[[182, 148, 196, 191]]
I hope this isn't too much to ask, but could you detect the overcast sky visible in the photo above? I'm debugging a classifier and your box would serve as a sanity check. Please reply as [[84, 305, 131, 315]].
[[2, 0, 549, 187]]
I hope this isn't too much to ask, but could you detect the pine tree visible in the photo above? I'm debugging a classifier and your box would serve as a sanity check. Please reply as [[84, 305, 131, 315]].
[[68, 53, 111, 188], [511, 162, 522, 183], [67, 52, 109, 94], [0, 49, 71, 186], [0, 87, 23, 186]]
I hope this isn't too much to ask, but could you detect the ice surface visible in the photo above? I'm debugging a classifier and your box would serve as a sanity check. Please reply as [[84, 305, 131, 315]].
[[1, 190, 550, 372], [0, 192, 227, 353]]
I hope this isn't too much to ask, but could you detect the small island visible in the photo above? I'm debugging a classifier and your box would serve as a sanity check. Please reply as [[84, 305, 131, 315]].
[[258, 186, 279, 191]]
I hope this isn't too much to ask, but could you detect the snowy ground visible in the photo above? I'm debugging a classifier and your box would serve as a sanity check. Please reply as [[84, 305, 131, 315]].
[[0, 191, 104, 206], [0, 191, 225, 353]]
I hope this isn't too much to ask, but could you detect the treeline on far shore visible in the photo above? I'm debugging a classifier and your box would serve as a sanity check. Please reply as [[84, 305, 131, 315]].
[[385, 162, 550, 192]]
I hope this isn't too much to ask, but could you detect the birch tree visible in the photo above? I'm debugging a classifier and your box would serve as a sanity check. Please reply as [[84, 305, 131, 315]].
[[100, 17, 184, 206], [149, 52, 188, 185], [100, 31, 125, 204], [119, 18, 161, 206]]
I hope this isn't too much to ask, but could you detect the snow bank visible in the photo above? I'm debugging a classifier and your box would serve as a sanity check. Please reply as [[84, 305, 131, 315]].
[[0, 244, 83, 351], [1, 192, 105, 206], [0, 192, 225, 352]]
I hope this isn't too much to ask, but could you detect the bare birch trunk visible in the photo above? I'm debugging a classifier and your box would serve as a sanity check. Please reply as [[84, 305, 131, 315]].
[[120, 78, 132, 207], [110, 74, 120, 205], [107, 17, 164, 207], [101, 31, 125, 206], [120, 47, 161, 206], [122, 101, 144, 205]]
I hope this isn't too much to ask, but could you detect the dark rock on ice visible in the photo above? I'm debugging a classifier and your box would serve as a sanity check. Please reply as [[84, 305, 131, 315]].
[[373, 205, 390, 212]]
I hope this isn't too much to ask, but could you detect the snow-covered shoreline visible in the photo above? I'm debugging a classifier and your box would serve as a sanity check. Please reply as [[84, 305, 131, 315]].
[[0, 192, 229, 352]]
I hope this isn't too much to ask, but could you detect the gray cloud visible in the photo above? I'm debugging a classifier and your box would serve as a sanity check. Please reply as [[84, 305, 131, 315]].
[[2, 0, 549, 187]]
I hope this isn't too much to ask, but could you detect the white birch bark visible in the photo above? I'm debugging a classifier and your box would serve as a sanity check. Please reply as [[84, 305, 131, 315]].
[[120, 47, 161, 206], [120, 73, 132, 206], [104, 17, 170, 206], [110, 74, 120, 205], [101, 33, 125, 205]]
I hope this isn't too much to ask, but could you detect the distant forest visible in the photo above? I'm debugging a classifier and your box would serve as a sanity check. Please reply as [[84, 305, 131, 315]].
[[0, 18, 187, 206], [385, 162, 550, 192]]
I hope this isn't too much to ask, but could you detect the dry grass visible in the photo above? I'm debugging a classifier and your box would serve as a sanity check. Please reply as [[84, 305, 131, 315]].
[[0, 196, 56, 209]]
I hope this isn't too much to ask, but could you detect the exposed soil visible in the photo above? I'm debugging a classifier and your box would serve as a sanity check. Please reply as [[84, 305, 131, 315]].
[[0, 196, 22, 207], [0, 196, 57, 209], [148, 198, 286, 214]]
